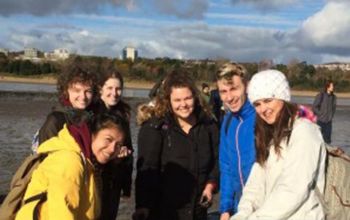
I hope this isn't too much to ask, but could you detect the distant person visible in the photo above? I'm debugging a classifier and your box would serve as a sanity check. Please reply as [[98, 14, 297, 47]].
[[312, 80, 337, 144], [134, 70, 219, 220], [201, 82, 211, 103], [37, 65, 96, 146], [15, 113, 131, 220], [209, 86, 224, 125], [216, 63, 256, 220], [231, 69, 326, 220], [148, 76, 165, 100], [92, 69, 133, 220]]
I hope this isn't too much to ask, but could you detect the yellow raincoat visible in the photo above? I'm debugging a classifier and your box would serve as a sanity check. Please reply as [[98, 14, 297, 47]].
[[15, 125, 101, 220]]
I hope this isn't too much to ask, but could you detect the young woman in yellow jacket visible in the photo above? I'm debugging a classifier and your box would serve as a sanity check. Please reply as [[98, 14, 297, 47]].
[[16, 113, 131, 220]]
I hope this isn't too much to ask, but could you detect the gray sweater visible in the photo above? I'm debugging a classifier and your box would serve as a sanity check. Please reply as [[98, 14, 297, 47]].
[[312, 91, 336, 123]]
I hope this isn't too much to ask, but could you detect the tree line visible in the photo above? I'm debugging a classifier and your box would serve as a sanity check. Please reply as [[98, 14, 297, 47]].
[[1, 53, 349, 92]]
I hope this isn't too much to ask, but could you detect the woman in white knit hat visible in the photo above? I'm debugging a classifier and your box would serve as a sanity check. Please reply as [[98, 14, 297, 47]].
[[231, 70, 326, 220]]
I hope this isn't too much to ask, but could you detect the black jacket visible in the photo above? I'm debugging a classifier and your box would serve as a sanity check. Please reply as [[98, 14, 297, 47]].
[[135, 111, 219, 220], [38, 104, 92, 145], [92, 99, 134, 220]]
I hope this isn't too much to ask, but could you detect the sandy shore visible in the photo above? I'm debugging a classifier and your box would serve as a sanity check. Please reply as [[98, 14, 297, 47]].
[[1, 75, 350, 98]]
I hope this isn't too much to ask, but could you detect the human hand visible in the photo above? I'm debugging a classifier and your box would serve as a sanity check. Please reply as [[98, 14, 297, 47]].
[[199, 184, 214, 208], [116, 146, 132, 158], [220, 212, 230, 220]]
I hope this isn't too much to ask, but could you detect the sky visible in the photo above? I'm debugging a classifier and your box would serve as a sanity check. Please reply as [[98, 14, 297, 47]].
[[0, 0, 349, 64]]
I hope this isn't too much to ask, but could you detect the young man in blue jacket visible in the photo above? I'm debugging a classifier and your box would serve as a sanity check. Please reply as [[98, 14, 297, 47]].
[[216, 63, 256, 220]]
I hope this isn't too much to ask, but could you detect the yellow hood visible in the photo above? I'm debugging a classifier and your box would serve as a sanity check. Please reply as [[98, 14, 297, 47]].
[[37, 124, 81, 154]]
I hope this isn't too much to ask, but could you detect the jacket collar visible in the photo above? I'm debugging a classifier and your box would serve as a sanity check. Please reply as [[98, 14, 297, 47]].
[[164, 107, 210, 129], [231, 99, 255, 120]]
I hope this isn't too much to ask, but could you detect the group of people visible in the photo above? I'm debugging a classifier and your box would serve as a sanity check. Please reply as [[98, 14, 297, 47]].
[[15, 64, 133, 220], [7, 61, 337, 220]]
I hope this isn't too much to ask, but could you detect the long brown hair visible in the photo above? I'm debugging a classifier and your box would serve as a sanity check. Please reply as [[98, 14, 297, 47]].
[[153, 69, 211, 118], [97, 68, 131, 119], [255, 101, 298, 166]]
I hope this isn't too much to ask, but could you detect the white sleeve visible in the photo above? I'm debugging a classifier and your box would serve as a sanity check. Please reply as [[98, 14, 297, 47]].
[[247, 121, 324, 220], [230, 163, 265, 220]]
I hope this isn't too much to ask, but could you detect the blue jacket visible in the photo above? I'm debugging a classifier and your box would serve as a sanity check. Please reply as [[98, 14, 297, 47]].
[[219, 100, 256, 214]]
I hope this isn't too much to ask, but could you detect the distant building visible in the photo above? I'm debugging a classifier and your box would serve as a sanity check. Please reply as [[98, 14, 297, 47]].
[[122, 46, 138, 61], [54, 48, 70, 59], [45, 48, 70, 60], [24, 47, 38, 58], [0, 48, 9, 56], [314, 62, 350, 71]]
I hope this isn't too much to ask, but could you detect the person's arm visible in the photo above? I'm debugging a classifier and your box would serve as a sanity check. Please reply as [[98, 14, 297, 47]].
[[230, 163, 265, 220], [207, 121, 220, 187], [219, 116, 239, 215], [120, 121, 134, 197], [332, 95, 337, 118], [201, 121, 220, 206], [135, 120, 163, 213], [38, 112, 66, 144], [312, 93, 322, 116], [244, 121, 325, 219], [44, 151, 86, 220]]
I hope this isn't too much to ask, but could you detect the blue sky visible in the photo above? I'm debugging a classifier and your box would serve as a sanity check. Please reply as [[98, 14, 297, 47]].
[[0, 0, 349, 64]]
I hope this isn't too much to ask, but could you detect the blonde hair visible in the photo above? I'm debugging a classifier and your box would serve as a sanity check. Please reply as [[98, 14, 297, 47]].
[[216, 62, 248, 84], [136, 102, 156, 125]]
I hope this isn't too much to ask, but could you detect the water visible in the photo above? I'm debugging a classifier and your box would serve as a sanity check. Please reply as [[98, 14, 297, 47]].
[[0, 85, 349, 219], [0, 81, 150, 98]]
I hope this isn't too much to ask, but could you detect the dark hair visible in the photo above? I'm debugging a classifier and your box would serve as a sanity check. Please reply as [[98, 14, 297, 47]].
[[202, 83, 209, 90], [324, 80, 334, 92], [96, 68, 131, 118], [98, 69, 124, 90], [90, 113, 128, 140], [57, 65, 97, 100], [154, 69, 211, 118], [255, 101, 298, 166]]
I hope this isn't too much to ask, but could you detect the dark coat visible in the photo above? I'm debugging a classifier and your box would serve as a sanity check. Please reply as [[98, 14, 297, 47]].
[[38, 104, 92, 144], [135, 111, 219, 220], [92, 99, 134, 220], [209, 89, 224, 125], [312, 91, 337, 123]]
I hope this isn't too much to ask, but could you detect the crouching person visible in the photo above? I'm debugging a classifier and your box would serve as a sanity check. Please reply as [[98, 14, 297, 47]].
[[15, 113, 131, 220]]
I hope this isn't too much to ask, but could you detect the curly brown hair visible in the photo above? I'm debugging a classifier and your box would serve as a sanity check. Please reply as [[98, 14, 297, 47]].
[[153, 69, 211, 118], [57, 65, 97, 100]]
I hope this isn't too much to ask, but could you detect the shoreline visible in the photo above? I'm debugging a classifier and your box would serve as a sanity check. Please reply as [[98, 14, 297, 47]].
[[1, 75, 350, 98]]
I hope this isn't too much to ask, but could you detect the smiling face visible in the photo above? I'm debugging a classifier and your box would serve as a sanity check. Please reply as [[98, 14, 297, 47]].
[[100, 77, 122, 109], [67, 82, 93, 110], [91, 126, 124, 164], [217, 75, 246, 113], [253, 98, 284, 125], [170, 87, 195, 122]]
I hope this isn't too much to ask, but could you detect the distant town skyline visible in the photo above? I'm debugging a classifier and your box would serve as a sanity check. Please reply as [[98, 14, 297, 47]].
[[0, 0, 349, 64]]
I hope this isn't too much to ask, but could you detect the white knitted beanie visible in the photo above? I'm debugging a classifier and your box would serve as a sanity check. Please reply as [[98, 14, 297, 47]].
[[248, 69, 291, 103]]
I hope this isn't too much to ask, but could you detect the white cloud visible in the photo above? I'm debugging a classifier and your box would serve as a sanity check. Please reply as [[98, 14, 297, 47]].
[[294, 1, 350, 56], [1, 0, 350, 64]]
